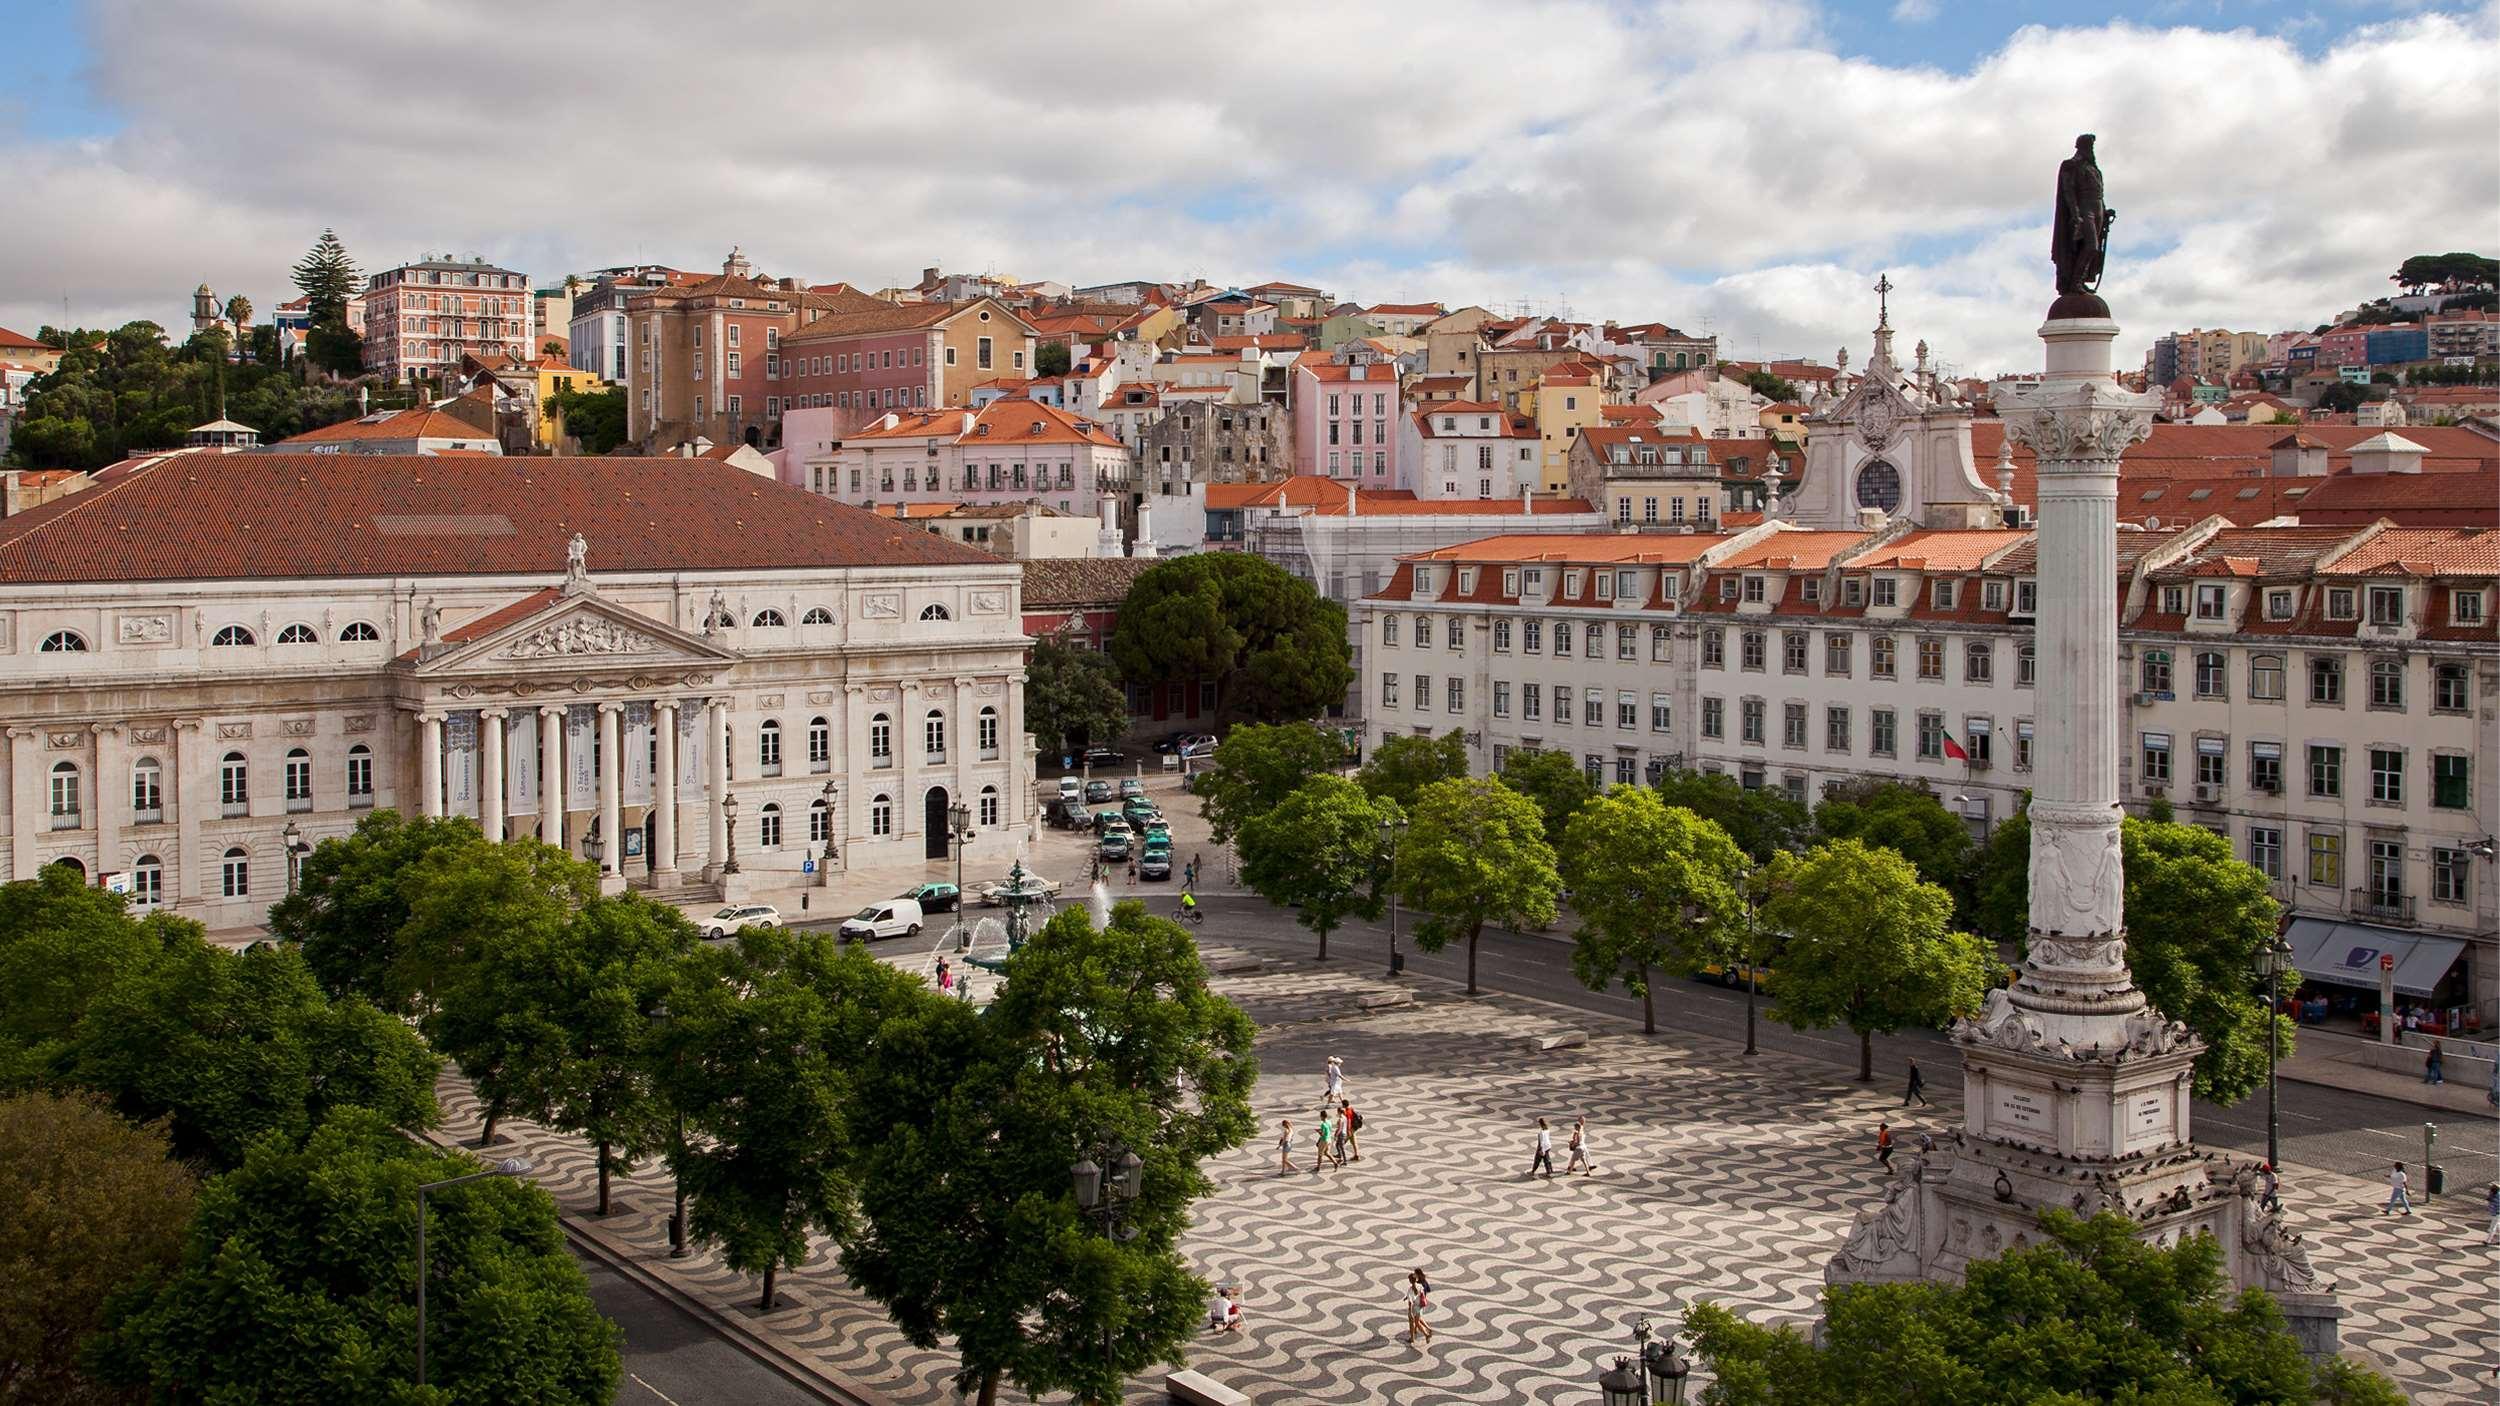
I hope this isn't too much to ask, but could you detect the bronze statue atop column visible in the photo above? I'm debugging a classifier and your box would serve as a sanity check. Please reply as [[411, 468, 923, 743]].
[[2051, 134, 2116, 314]]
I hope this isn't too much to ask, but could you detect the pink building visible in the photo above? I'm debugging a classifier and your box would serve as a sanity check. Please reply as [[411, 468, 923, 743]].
[[1292, 353, 1407, 488], [809, 399, 1129, 520], [2315, 326, 2371, 371], [770, 297, 1036, 420], [363, 255, 531, 384]]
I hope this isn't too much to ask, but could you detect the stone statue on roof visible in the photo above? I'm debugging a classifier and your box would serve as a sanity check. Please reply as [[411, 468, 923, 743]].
[[2052, 134, 2116, 301], [564, 532, 589, 590]]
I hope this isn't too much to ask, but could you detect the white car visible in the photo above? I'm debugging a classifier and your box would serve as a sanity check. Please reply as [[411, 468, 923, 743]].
[[838, 898, 925, 941], [974, 874, 1064, 907], [700, 903, 783, 938]]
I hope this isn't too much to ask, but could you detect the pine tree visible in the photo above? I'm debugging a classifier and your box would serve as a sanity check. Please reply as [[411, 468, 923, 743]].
[[291, 229, 360, 322]]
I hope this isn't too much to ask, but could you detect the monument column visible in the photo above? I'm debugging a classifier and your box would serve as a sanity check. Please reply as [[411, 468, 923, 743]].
[[479, 708, 507, 843], [417, 713, 445, 819], [538, 706, 566, 846], [652, 701, 679, 884], [597, 702, 624, 892]]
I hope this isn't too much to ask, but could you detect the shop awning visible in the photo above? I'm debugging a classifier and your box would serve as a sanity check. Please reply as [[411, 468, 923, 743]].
[[2284, 917, 2466, 999]]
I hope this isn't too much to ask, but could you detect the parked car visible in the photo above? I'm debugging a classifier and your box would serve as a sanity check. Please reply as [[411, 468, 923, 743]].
[[895, 881, 959, 914], [1138, 843, 1172, 881], [1058, 776, 1083, 804], [698, 903, 783, 939], [973, 873, 1063, 906], [1118, 777, 1146, 801], [1142, 820, 1172, 845], [1123, 796, 1161, 826], [1098, 829, 1133, 862], [1092, 808, 1128, 834], [1156, 732, 1217, 755], [1083, 748, 1126, 769], [839, 898, 924, 942], [1084, 778, 1117, 804], [1051, 799, 1092, 830]]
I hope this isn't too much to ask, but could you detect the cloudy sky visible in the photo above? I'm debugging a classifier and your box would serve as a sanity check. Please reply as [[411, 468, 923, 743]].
[[3, 0, 2494, 375]]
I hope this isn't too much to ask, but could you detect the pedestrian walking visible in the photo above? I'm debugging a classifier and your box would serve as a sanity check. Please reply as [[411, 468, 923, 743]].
[[1902, 1058, 1928, 1107], [1338, 1098, 1362, 1162], [2484, 1183, 2498, 1247], [2259, 1161, 2280, 1213], [1875, 1120, 1895, 1171], [1530, 1117, 1555, 1179], [1127, 856, 1138, 884], [935, 957, 952, 995], [1325, 1055, 1345, 1102], [1277, 1118, 1294, 1173], [1312, 1107, 1335, 1173], [1563, 1116, 1593, 1175], [1402, 1268, 1434, 1344], [2423, 1039, 2445, 1086], [2383, 1161, 2413, 1216]]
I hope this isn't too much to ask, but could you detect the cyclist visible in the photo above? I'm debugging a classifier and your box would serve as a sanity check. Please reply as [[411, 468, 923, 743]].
[[1179, 889, 1200, 924]]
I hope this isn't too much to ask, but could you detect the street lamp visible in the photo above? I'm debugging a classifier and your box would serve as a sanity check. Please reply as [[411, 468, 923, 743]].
[[2255, 932, 2296, 1173], [1072, 1142, 1144, 1404], [1379, 816, 1409, 978], [1637, 1315, 1690, 1405], [1740, 886, 1762, 1058], [819, 778, 840, 872], [583, 823, 603, 871], [281, 819, 311, 895], [651, 999, 689, 1258], [1597, 1358, 1645, 1406], [416, 1155, 534, 1387], [947, 799, 973, 908], [721, 793, 740, 876]]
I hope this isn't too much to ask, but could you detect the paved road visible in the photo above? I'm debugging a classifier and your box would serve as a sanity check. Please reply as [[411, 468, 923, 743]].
[[1148, 891, 2500, 1195], [574, 1247, 827, 1406]]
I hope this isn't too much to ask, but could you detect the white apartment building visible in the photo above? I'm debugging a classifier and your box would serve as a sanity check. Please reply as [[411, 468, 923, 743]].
[[792, 401, 1132, 523], [1400, 401, 1542, 501], [1355, 519, 2499, 1015]]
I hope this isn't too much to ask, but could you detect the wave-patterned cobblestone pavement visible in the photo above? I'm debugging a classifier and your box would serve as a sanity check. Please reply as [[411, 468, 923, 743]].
[[433, 942, 2492, 1404]]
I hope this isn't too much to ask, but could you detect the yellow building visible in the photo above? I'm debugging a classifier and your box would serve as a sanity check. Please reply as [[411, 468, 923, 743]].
[[535, 361, 610, 448], [1523, 363, 1606, 493]]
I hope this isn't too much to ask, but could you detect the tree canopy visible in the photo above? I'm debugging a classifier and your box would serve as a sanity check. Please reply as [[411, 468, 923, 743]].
[[1650, 768, 1810, 863], [841, 901, 1256, 1406], [1192, 721, 1347, 843], [93, 1106, 618, 1406], [290, 228, 362, 321], [524, 894, 698, 1213], [1034, 341, 1072, 376], [1560, 790, 1750, 1033], [1687, 1210, 2400, 1406], [1107, 553, 1352, 724], [1742, 369, 1803, 403], [1355, 728, 1470, 812], [1025, 627, 1131, 761], [1498, 747, 1596, 846], [2391, 251, 2497, 294], [268, 809, 492, 1009], [550, 383, 628, 454], [7, 320, 361, 468], [1761, 839, 1997, 1081], [1395, 776, 1561, 994], [1237, 775, 1400, 962], [1812, 779, 1974, 915]]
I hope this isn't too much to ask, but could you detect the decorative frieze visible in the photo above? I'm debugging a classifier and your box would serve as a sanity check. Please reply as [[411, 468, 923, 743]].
[[116, 614, 173, 645], [217, 722, 252, 741]]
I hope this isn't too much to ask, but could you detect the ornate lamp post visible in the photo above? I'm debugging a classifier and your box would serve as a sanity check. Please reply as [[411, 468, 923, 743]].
[[416, 1156, 533, 1387], [1597, 1316, 1690, 1405], [819, 778, 840, 875], [1071, 1143, 1144, 1403], [2255, 933, 2296, 1173], [948, 799, 973, 906], [651, 999, 689, 1258], [281, 819, 311, 895], [583, 824, 604, 873], [721, 793, 740, 876], [1379, 816, 1408, 978]]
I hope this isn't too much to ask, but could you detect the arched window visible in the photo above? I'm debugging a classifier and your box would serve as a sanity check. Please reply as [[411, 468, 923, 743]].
[[211, 624, 256, 647], [131, 756, 163, 820], [978, 785, 999, 828], [759, 803, 782, 848], [808, 716, 831, 772], [919, 604, 951, 621], [2194, 650, 2227, 700], [219, 751, 249, 816], [978, 706, 1000, 759], [751, 609, 787, 628], [39, 630, 88, 653], [131, 855, 163, 909], [870, 793, 892, 837], [284, 747, 313, 811], [707, 608, 736, 630], [276, 623, 318, 644], [809, 797, 830, 843], [338, 621, 381, 642], [869, 713, 892, 766], [221, 846, 250, 899], [801, 607, 835, 625], [924, 709, 946, 760], [47, 761, 81, 829], [346, 743, 374, 805], [758, 719, 783, 775]]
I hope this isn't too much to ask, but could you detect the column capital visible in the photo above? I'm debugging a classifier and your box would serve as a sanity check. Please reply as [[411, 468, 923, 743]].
[[653, 698, 681, 716], [174, 718, 204, 736], [4, 726, 40, 742], [416, 711, 447, 726], [708, 696, 737, 712], [479, 706, 511, 721], [89, 721, 125, 737], [596, 700, 624, 716]]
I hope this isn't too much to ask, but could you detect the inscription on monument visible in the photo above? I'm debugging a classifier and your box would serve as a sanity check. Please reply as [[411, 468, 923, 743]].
[[2125, 1091, 2171, 1150], [1991, 1086, 2052, 1137]]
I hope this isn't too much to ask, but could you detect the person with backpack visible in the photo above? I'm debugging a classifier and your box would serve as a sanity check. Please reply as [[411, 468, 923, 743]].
[[1338, 1098, 1362, 1162]]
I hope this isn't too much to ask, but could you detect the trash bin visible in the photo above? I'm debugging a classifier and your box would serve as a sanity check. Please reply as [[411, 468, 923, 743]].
[[1391, 953, 1405, 975], [2428, 1164, 2446, 1196]]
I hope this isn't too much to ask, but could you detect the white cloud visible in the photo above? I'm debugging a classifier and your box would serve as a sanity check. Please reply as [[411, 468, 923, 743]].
[[2, 0, 2493, 379], [1892, 0, 1940, 23]]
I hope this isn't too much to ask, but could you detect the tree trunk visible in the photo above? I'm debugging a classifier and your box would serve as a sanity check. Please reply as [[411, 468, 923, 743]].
[[596, 1141, 612, 1215], [1858, 1028, 1874, 1082], [477, 1100, 500, 1148], [1316, 920, 1329, 963], [1465, 921, 1482, 995], [975, 1368, 1000, 1406], [1639, 963, 1655, 1035], [760, 1262, 778, 1312]]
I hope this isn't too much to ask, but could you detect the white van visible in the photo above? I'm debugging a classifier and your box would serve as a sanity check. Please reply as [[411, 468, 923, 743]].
[[838, 897, 924, 942], [1058, 776, 1083, 804]]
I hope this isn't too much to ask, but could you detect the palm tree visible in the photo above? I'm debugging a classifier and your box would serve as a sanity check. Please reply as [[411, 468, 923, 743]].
[[224, 295, 254, 359]]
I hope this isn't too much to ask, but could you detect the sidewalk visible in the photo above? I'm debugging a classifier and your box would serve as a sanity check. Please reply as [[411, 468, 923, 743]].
[[2275, 1031, 2500, 1117]]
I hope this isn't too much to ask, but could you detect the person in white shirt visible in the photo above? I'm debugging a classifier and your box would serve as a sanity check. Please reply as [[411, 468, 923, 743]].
[[1563, 1116, 1593, 1175], [1530, 1117, 1554, 1179], [1207, 1286, 1241, 1333], [1324, 1055, 1344, 1102], [2383, 1161, 2413, 1216]]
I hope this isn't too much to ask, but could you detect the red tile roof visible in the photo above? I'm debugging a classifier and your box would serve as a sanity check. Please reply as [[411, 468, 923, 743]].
[[0, 455, 995, 584], [1403, 533, 1728, 564], [2323, 527, 2500, 576], [1848, 529, 2032, 572], [0, 326, 57, 352]]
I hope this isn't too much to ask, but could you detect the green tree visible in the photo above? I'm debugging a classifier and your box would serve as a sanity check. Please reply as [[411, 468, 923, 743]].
[[0, 1092, 197, 1406], [1650, 768, 1810, 863], [1741, 368, 1802, 402], [0, 864, 189, 1088], [550, 383, 627, 454], [399, 834, 599, 1008], [1034, 340, 1072, 376], [223, 294, 253, 338], [2392, 251, 2498, 294], [290, 229, 361, 322], [6, 318, 360, 468], [1986, 817, 2289, 1103], [535, 895, 697, 1214], [1025, 627, 1131, 760], [1498, 747, 1595, 846], [1969, 799, 2030, 944], [1812, 779, 1974, 910], [1396, 777, 1561, 995], [1355, 728, 1469, 812], [1561, 790, 1750, 1034], [1107, 553, 1352, 724], [92, 1106, 617, 1406], [841, 901, 1256, 1406], [1761, 839, 1997, 1081], [268, 809, 490, 1009], [416, 841, 598, 1149], [304, 319, 365, 378], [1190, 720, 1346, 843], [1237, 775, 1399, 962], [1686, 1210, 2399, 1406], [654, 930, 924, 1310]]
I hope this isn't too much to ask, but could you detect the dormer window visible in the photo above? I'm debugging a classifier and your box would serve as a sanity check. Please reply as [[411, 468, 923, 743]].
[[1801, 577, 1822, 604], [1442, 418, 1456, 431], [1842, 577, 1865, 607], [1719, 576, 1739, 603], [1564, 570, 1584, 596], [1594, 572, 1613, 601], [2454, 589, 2486, 624], [2015, 580, 2037, 614], [2326, 587, 2356, 620], [1933, 580, 1957, 610], [1524, 568, 1544, 591], [1872, 578, 1897, 608], [1661, 574, 1680, 602], [2160, 585, 2185, 615], [1457, 568, 1477, 594], [1414, 568, 1435, 595], [1743, 576, 1765, 603], [1502, 569, 1519, 596], [1983, 580, 2005, 611], [2368, 585, 2404, 626], [2194, 584, 2227, 621], [1616, 569, 1637, 599], [2267, 589, 2294, 620]]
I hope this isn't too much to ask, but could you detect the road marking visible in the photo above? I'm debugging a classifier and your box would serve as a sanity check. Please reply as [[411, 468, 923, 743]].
[[628, 1373, 684, 1405]]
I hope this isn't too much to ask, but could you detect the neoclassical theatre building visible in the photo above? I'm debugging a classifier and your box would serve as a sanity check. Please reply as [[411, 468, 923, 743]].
[[0, 453, 1033, 929]]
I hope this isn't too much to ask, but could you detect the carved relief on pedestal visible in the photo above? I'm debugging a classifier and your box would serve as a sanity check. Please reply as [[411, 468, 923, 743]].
[[117, 614, 173, 645], [2026, 802, 2122, 936], [497, 616, 657, 660]]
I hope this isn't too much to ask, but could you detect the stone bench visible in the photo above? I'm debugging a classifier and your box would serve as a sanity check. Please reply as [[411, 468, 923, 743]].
[[1167, 1368, 1252, 1405], [1528, 1030, 1588, 1052], [1356, 989, 1413, 1010]]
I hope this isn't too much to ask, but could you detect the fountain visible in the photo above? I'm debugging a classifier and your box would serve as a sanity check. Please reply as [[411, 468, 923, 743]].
[[961, 858, 1056, 975]]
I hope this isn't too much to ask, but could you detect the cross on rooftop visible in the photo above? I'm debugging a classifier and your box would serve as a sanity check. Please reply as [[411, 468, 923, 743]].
[[1874, 273, 1893, 328]]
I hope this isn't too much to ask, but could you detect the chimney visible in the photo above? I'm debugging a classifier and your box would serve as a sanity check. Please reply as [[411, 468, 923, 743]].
[[922, 266, 940, 285], [2347, 431, 2425, 476], [2268, 434, 2329, 477]]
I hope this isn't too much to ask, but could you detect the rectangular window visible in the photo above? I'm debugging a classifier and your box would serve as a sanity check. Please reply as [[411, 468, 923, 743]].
[[977, 336, 993, 370], [1414, 676, 1429, 711], [1617, 625, 1637, 661], [1584, 689, 1605, 726], [2194, 583, 2226, 621], [1739, 699, 1765, 744], [2015, 721, 2034, 771], [1783, 632, 1808, 674], [1917, 638, 1944, 680], [1965, 641, 1992, 684], [2368, 659, 2404, 710], [2433, 662, 2469, 712], [1743, 576, 1765, 604], [1915, 712, 1944, 760], [1651, 693, 1672, 732], [1552, 621, 1571, 655], [1825, 633, 1851, 676], [1448, 678, 1464, 714], [2432, 847, 2470, 904], [1740, 631, 1765, 671], [2307, 744, 2341, 797], [1451, 621, 1466, 654], [1416, 616, 1432, 649], [1523, 683, 1542, 721], [1825, 706, 1851, 753], [2369, 747, 2403, 804], [1381, 673, 1398, 708], [1703, 630, 1725, 668], [1870, 708, 1897, 757], [1618, 691, 1639, 729], [2306, 829, 2342, 886], [2326, 587, 2355, 620], [2432, 753, 2470, 809], [2367, 586, 2403, 626], [1782, 702, 1807, 749], [1702, 697, 1724, 740], [2195, 737, 2226, 789], [2249, 825, 2283, 880], [2140, 731, 2172, 784], [1871, 636, 1896, 678], [1492, 619, 1511, 652], [1494, 682, 1512, 717], [2308, 657, 2342, 705], [1873, 578, 1897, 608], [1651, 625, 1672, 663], [2250, 742, 2283, 793], [1585, 628, 1604, 661]]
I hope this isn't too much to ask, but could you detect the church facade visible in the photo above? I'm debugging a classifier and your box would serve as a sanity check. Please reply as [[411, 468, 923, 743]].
[[0, 453, 1033, 931]]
